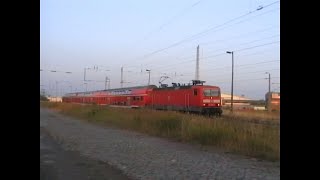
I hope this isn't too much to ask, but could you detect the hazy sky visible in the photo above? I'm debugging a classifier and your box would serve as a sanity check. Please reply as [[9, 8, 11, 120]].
[[40, 0, 280, 99]]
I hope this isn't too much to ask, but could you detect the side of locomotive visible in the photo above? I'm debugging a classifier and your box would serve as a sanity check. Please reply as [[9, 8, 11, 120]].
[[147, 84, 222, 116]]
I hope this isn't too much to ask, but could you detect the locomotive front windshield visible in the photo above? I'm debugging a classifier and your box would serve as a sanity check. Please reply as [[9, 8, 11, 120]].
[[203, 89, 220, 97]]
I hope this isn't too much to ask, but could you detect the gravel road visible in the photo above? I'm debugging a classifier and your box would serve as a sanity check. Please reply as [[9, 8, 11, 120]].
[[40, 107, 280, 180]]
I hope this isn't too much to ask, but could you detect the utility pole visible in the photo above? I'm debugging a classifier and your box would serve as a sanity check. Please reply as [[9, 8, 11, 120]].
[[226, 51, 234, 113], [231, 52, 234, 113], [121, 66, 123, 88], [195, 45, 200, 80], [84, 83, 88, 92], [104, 76, 108, 90], [266, 72, 271, 93], [41, 89, 45, 96], [55, 81, 58, 102], [105, 76, 110, 90], [268, 73, 271, 93], [146, 69, 151, 85], [84, 67, 92, 81]]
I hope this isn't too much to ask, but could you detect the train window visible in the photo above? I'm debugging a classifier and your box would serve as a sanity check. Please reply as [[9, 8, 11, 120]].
[[141, 96, 144, 101], [203, 89, 220, 96], [194, 89, 198, 96]]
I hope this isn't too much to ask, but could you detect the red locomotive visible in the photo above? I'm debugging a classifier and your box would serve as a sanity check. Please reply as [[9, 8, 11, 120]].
[[62, 80, 222, 116], [149, 80, 222, 116]]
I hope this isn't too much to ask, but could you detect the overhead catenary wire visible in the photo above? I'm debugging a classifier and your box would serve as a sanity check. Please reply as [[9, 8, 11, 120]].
[[148, 34, 279, 71], [140, 0, 204, 42], [207, 77, 280, 84], [170, 25, 280, 60], [150, 41, 280, 73], [146, 41, 280, 73], [129, 64, 280, 83], [139, 1, 280, 61], [152, 59, 280, 77], [180, 68, 280, 78]]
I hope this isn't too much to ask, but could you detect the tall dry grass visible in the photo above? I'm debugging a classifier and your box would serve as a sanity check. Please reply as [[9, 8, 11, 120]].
[[41, 102, 280, 161]]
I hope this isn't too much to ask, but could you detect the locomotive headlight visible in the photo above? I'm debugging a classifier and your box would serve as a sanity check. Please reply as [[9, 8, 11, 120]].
[[203, 103, 206, 106]]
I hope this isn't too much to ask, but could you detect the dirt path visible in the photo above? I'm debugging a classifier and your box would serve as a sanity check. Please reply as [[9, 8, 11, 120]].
[[40, 115, 132, 180]]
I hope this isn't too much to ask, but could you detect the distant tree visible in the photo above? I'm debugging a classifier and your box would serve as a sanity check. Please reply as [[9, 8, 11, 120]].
[[40, 95, 49, 101], [250, 100, 265, 106]]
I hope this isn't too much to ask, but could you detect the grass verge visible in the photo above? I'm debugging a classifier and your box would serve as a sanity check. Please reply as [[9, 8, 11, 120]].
[[41, 102, 279, 161]]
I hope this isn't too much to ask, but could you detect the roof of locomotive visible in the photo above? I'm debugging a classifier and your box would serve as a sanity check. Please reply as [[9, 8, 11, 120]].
[[152, 84, 220, 91]]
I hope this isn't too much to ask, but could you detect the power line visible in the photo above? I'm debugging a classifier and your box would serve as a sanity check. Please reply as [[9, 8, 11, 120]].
[[141, 10, 279, 68], [151, 40, 280, 73], [149, 37, 279, 72], [151, 53, 280, 72], [195, 34, 279, 57], [234, 41, 280, 52], [140, 0, 204, 42], [40, 69, 72, 73], [204, 41, 279, 59], [125, 75, 281, 88], [134, 66, 280, 86], [178, 60, 280, 75], [213, 77, 280, 84], [140, 1, 279, 60], [216, 60, 280, 69], [182, 68, 280, 78], [235, 68, 279, 75], [200, 42, 280, 67], [149, 25, 279, 65], [232, 34, 279, 47], [187, 7, 280, 45], [176, 66, 280, 77], [237, 45, 280, 58], [199, 25, 279, 46]]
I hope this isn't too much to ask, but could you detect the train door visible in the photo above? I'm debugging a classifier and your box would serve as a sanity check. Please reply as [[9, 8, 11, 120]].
[[151, 94, 155, 109], [184, 93, 190, 111], [127, 96, 131, 106]]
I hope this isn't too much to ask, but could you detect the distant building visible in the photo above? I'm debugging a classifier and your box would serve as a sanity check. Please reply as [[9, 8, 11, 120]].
[[254, 106, 266, 110], [47, 96, 62, 102], [221, 94, 269, 111], [221, 93, 252, 101], [221, 93, 253, 110], [265, 92, 280, 112]]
